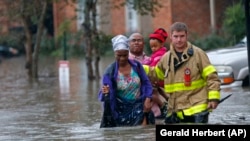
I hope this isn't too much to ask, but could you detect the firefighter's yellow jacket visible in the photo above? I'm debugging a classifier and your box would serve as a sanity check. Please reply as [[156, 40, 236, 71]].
[[144, 42, 221, 119]]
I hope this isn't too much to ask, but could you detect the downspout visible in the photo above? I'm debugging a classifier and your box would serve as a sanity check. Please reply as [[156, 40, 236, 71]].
[[210, 0, 216, 33]]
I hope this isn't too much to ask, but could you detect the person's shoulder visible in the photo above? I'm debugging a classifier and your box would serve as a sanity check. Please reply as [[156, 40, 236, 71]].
[[161, 51, 170, 58], [192, 45, 207, 55], [142, 52, 150, 58], [190, 44, 210, 60], [128, 52, 134, 58], [189, 42, 204, 52], [104, 62, 116, 75], [155, 47, 167, 56], [129, 59, 141, 67], [161, 46, 167, 52]]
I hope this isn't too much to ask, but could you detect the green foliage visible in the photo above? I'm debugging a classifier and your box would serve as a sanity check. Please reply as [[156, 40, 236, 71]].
[[222, 1, 246, 45], [93, 32, 113, 56], [39, 36, 56, 55], [117, 0, 162, 16], [3, 0, 246, 59], [192, 1, 246, 51], [192, 34, 227, 51], [39, 31, 114, 58], [144, 37, 152, 55], [131, 0, 162, 16], [40, 20, 84, 58], [40, 32, 81, 58], [58, 20, 71, 36], [0, 33, 24, 52]]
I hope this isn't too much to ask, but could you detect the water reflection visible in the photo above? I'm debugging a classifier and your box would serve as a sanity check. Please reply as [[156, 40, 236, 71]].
[[0, 56, 250, 140], [209, 86, 250, 125]]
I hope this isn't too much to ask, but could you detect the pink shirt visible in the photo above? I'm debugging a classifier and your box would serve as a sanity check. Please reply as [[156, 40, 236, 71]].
[[148, 47, 167, 66], [148, 47, 167, 87], [129, 52, 151, 65]]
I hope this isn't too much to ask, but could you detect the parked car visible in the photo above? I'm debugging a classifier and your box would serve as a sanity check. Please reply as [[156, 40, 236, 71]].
[[0, 45, 19, 58], [206, 36, 249, 88]]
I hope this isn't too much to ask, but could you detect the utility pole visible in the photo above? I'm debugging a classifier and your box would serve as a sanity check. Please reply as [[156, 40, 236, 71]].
[[63, 32, 67, 60]]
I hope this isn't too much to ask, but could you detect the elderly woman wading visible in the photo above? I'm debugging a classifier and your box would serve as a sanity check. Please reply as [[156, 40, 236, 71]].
[[99, 35, 155, 128]]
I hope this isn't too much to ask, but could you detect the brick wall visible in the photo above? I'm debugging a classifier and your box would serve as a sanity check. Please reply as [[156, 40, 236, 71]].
[[151, 0, 172, 35], [0, 0, 241, 38], [51, 0, 240, 39], [0, 1, 23, 34], [53, 0, 77, 36], [110, 0, 126, 35], [171, 0, 211, 38]]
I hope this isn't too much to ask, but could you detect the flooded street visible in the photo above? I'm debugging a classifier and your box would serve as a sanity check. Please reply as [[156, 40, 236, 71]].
[[0, 56, 250, 140]]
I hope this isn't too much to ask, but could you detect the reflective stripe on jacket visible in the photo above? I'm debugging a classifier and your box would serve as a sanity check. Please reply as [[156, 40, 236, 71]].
[[144, 42, 221, 118]]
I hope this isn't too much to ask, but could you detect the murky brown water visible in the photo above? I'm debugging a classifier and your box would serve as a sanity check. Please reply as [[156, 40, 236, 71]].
[[0, 56, 250, 140]]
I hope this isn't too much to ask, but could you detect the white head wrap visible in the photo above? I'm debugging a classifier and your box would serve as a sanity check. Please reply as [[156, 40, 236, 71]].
[[111, 35, 129, 51]]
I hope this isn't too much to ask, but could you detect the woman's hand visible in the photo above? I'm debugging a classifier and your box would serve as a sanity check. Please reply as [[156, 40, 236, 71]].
[[143, 98, 152, 112], [102, 85, 110, 94], [152, 81, 159, 87]]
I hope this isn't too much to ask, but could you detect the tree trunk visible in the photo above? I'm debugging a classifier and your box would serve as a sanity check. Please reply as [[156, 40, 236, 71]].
[[83, 0, 94, 80], [21, 11, 33, 79], [92, 0, 100, 79], [20, 0, 48, 81], [32, 1, 47, 80], [24, 29, 33, 79]]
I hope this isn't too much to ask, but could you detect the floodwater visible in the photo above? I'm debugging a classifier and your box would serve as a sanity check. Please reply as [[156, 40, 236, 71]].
[[0, 56, 250, 140]]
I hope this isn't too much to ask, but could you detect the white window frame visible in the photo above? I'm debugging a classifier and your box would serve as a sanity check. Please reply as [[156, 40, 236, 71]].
[[125, 0, 140, 33], [76, 0, 100, 31], [76, 0, 85, 30]]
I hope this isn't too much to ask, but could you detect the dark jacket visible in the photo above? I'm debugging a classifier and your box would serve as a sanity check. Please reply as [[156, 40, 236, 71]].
[[98, 59, 153, 119]]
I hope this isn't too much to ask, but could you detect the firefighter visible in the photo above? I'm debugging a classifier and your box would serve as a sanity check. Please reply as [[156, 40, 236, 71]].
[[143, 22, 221, 124]]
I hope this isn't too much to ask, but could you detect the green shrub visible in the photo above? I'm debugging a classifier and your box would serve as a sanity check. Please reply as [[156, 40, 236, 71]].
[[0, 34, 24, 52], [222, 0, 246, 45], [192, 34, 227, 51]]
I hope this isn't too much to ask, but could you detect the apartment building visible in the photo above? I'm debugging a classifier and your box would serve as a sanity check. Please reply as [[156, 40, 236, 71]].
[[53, 0, 239, 39], [0, 0, 240, 39]]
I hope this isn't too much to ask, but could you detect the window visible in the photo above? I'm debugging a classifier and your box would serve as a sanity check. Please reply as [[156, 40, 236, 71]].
[[125, 0, 140, 33], [76, 0, 100, 31], [77, 0, 85, 30]]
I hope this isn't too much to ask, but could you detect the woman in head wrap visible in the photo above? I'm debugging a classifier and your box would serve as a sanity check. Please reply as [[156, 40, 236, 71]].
[[99, 35, 155, 127]]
